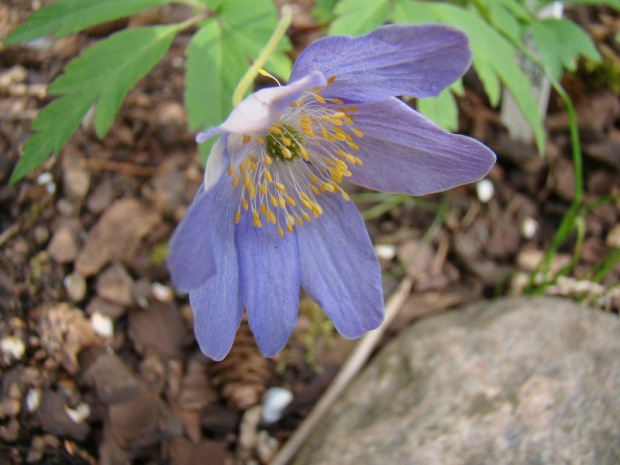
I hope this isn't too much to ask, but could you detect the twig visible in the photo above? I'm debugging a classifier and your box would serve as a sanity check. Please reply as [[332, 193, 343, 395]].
[[270, 276, 414, 465]]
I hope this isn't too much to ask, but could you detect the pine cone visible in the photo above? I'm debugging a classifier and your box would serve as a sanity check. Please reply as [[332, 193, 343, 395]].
[[209, 317, 273, 411]]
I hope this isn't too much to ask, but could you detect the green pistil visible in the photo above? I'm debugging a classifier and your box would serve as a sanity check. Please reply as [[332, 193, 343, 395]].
[[266, 124, 304, 162]]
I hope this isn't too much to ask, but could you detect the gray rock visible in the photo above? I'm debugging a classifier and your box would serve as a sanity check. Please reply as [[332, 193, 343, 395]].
[[294, 297, 620, 465]]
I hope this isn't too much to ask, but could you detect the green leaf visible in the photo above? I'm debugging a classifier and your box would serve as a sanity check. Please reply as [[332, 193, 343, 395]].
[[533, 0, 620, 9], [4, 0, 171, 44], [530, 18, 601, 80], [396, 2, 545, 153], [417, 89, 459, 132], [185, 21, 248, 159], [10, 25, 179, 184], [10, 96, 92, 183], [312, 0, 340, 23], [329, 0, 390, 35], [185, 0, 292, 162]]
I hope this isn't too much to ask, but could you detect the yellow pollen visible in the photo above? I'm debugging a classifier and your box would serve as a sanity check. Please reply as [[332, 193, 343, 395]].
[[227, 163, 234, 176], [333, 111, 346, 118], [259, 183, 267, 195], [277, 225, 284, 238], [343, 116, 354, 125], [282, 147, 292, 159], [330, 118, 343, 126], [333, 133, 347, 141], [289, 101, 297, 107], [346, 106, 358, 113], [295, 215, 303, 226], [313, 93, 326, 104], [241, 198, 248, 210], [255, 136, 264, 144], [266, 210, 276, 223], [231, 176, 239, 187], [270, 125, 282, 135], [300, 146, 309, 159], [302, 211, 311, 222], [274, 182, 286, 193], [308, 173, 319, 183], [281, 137, 291, 147], [243, 173, 252, 191], [320, 183, 334, 193], [300, 196, 313, 211], [327, 75, 336, 84], [234, 210, 241, 224], [320, 115, 330, 122], [270, 194, 278, 207], [239, 163, 246, 174], [252, 209, 260, 224], [341, 190, 350, 201], [334, 159, 348, 170], [242, 134, 251, 144], [286, 195, 296, 207], [278, 197, 286, 209], [259, 203, 266, 215], [310, 185, 320, 195], [262, 154, 272, 165], [351, 127, 364, 137], [329, 97, 343, 104], [348, 142, 360, 151], [263, 170, 273, 183], [320, 127, 330, 139]]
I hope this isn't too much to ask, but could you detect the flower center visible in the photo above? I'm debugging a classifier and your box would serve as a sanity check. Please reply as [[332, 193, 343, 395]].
[[265, 124, 305, 162], [227, 76, 364, 238]]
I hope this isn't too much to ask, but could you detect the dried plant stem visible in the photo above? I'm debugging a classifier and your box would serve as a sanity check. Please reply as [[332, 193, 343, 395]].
[[270, 276, 414, 465]]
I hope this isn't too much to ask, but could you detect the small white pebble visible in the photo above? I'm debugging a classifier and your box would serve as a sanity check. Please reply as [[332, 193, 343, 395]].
[[26, 388, 42, 413], [0, 336, 25, 363], [36, 172, 51, 184], [261, 387, 293, 424], [374, 244, 397, 260], [171, 56, 184, 68], [520, 217, 539, 239], [476, 179, 494, 203], [91, 311, 114, 338], [151, 282, 174, 302], [64, 402, 90, 424]]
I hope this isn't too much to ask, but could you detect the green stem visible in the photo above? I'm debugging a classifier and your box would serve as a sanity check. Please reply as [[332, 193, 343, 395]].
[[232, 5, 293, 105]]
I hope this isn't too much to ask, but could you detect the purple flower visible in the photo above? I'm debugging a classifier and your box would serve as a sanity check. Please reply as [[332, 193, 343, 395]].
[[168, 24, 496, 361]]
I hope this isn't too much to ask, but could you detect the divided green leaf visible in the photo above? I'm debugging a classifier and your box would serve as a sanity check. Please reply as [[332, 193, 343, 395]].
[[329, 0, 390, 35], [530, 18, 601, 80], [185, 0, 292, 161], [4, 0, 172, 44], [417, 89, 459, 132], [10, 25, 179, 184], [391, 0, 545, 153]]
